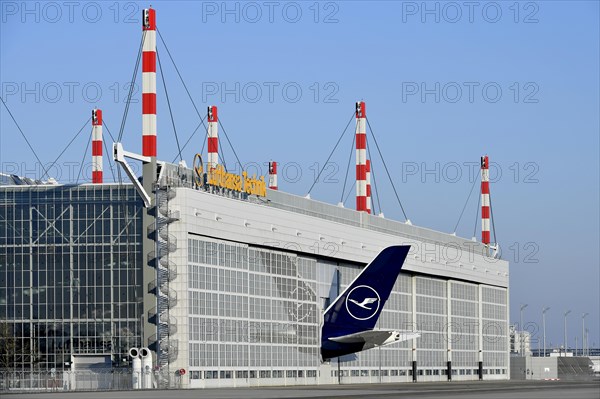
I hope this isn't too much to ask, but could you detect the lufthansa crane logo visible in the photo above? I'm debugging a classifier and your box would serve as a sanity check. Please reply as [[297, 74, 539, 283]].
[[193, 153, 204, 188], [345, 285, 380, 320]]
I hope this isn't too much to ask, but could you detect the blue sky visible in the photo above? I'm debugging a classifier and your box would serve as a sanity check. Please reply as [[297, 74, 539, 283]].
[[1, 1, 599, 350]]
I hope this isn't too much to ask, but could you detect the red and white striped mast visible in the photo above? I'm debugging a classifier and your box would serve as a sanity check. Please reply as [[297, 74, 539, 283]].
[[141, 6, 157, 361], [142, 7, 157, 160], [355, 101, 367, 212], [366, 159, 372, 214], [268, 161, 278, 190], [481, 155, 491, 248], [91, 109, 103, 184], [207, 106, 218, 170]]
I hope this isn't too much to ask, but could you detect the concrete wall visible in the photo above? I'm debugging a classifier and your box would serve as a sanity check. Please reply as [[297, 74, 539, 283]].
[[531, 357, 559, 380], [510, 357, 556, 380]]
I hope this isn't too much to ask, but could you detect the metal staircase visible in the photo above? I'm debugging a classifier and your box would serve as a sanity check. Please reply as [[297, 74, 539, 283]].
[[147, 187, 179, 387]]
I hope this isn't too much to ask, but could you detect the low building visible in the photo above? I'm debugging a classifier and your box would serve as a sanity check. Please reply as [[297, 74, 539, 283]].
[[511, 356, 594, 381], [510, 325, 532, 357]]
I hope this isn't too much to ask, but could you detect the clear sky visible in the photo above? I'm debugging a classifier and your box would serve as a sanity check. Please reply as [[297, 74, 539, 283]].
[[1, 1, 599, 351]]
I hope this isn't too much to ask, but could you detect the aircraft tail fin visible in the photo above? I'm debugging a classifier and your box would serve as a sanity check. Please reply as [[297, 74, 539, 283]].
[[321, 245, 411, 360]]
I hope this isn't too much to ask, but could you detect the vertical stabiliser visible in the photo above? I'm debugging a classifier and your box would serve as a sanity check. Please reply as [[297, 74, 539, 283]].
[[321, 245, 413, 360]]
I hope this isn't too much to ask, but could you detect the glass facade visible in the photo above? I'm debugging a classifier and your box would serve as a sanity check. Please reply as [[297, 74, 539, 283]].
[[481, 286, 509, 374], [450, 281, 480, 373], [188, 238, 321, 380], [0, 185, 143, 371], [187, 236, 508, 385]]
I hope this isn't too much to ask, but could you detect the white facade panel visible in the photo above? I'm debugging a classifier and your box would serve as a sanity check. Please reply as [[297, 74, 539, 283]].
[[161, 186, 509, 388]]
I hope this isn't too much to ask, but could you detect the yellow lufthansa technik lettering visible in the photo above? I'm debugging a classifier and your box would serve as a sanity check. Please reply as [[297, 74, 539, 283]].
[[206, 164, 266, 197]]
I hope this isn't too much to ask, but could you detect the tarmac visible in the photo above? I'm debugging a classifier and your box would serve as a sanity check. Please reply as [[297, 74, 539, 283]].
[[4, 380, 600, 399]]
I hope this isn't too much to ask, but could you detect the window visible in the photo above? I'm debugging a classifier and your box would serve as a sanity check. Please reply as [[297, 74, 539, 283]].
[[205, 371, 217, 379], [260, 370, 271, 378]]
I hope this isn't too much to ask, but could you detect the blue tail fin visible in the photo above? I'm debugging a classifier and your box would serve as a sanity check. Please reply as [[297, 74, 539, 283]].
[[321, 245, 411, 360]]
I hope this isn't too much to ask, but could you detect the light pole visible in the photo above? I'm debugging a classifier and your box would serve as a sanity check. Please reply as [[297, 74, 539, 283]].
[[543, 306, 550, 357], [582, 313, 589, 357], [585, 328, 589, 357], [563, 310, 571, 355], [520, 304, 528, 356]]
